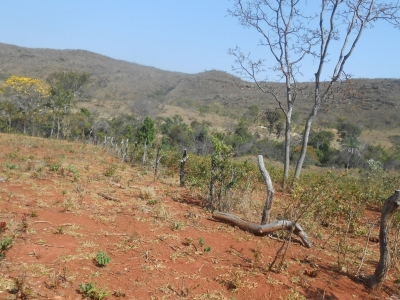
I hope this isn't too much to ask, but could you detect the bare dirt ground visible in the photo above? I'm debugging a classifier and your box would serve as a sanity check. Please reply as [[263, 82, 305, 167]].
[[0, 133, 397, 299]]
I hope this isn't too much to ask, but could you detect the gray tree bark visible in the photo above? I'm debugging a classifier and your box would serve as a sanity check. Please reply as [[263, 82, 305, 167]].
[[258, 155, 274, 224], [369, 190, 400, 290], [212, 211, 312, 248]]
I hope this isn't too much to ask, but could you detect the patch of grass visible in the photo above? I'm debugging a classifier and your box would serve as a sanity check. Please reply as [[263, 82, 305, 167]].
[[139, 187, 155, 200], [68, 165, 80, 181]]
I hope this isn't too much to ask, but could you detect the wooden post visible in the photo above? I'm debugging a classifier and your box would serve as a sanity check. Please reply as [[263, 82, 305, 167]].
[[130, 142, 138, 164], [258, 155, 275, 224], [369, 190, 400, 290], [179, 149, 188, 186], [155, 144, 162, 176], [208, 156, 217, 210], [142, 138, 147, 166]]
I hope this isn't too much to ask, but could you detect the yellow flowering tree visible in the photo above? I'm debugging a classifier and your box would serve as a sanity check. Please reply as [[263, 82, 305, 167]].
[[1, 75, 50, 134]]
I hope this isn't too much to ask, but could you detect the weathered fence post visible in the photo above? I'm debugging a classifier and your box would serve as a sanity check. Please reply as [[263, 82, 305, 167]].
[[142, 138, 147, 166], [179, 149, 188, 186], [154, 144, 162, 176]]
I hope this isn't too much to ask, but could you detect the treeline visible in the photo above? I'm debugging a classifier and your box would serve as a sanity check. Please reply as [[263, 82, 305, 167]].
[[0, 72, 399, 173]]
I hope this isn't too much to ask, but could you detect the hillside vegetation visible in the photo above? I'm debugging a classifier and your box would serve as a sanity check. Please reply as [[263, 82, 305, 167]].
[[0, 43, 400, 298], [0, 43, 399, 131]]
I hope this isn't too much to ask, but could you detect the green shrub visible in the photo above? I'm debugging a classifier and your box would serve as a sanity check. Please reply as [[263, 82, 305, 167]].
[[95, 250, 111, 267]]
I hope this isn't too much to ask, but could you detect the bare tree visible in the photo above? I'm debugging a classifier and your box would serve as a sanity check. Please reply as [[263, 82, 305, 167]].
[[294, 0, 400, 179], [229, 0, 315, 185], [229, 0, 400, 183]]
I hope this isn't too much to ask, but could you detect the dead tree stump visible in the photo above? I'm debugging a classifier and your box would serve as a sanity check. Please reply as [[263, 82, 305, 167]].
[[369, 190, 400, 290], [258, 155, 274, 224]]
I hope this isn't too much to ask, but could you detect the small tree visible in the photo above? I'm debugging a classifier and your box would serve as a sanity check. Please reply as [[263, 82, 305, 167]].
[[137, 116, 156, 144], [1, 75, 50, 134]]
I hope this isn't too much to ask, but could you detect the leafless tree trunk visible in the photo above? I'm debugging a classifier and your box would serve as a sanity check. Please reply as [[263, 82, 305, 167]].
[[229, 0, 310, 186], [258, 155, 274, 224], [369, 190, 400, 290]]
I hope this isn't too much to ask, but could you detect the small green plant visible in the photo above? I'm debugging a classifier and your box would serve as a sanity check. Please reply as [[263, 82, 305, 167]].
[[30, 210, 38, 218], [199, 238, 211, 252], [0, 236, 13, 251], [5, 162, 17, 170], [0, 236, 13, 258], [68, 165, 80, 181], [104, 164, 118, 177], [79, 282, 110, 300], [55, 226, 64, 234], [147, 199, 158, 205], [49, 163, 61, 172], [95, 250, 111, 267], [172, 221, 182, 231]]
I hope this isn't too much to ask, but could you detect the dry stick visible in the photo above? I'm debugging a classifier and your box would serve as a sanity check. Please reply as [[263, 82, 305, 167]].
[[158, 237, 177, 251], [340, 196, 354, 271], [98, 193, 119, 202], [35, 244, 65, 248], [31, 221, 52, 225], [104, 233, 129, 236], [356, 219, 378, 276], [154, 144, 162, 176]]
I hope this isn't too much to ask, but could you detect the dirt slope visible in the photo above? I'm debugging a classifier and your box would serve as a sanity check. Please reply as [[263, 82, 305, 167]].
[[0, 133, 395, 299]]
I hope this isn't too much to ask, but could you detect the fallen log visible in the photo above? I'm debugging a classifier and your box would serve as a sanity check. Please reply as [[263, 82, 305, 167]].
[[212, 211, 312, 248]]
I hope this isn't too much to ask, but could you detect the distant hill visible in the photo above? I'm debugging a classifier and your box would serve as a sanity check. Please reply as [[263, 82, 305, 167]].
[[0, 42, 399, 131]]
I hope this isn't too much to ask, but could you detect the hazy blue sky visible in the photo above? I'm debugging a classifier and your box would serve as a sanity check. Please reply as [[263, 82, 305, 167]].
[[0, 0, 399, 80]]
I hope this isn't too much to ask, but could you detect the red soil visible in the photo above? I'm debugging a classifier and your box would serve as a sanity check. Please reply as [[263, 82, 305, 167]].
[[0, 133, 396, 299]]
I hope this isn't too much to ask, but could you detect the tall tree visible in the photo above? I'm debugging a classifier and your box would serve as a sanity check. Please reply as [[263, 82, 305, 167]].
[[294, 0, 400, 178], [229, 0, 400, 183], [229, 0, 315, 185]]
